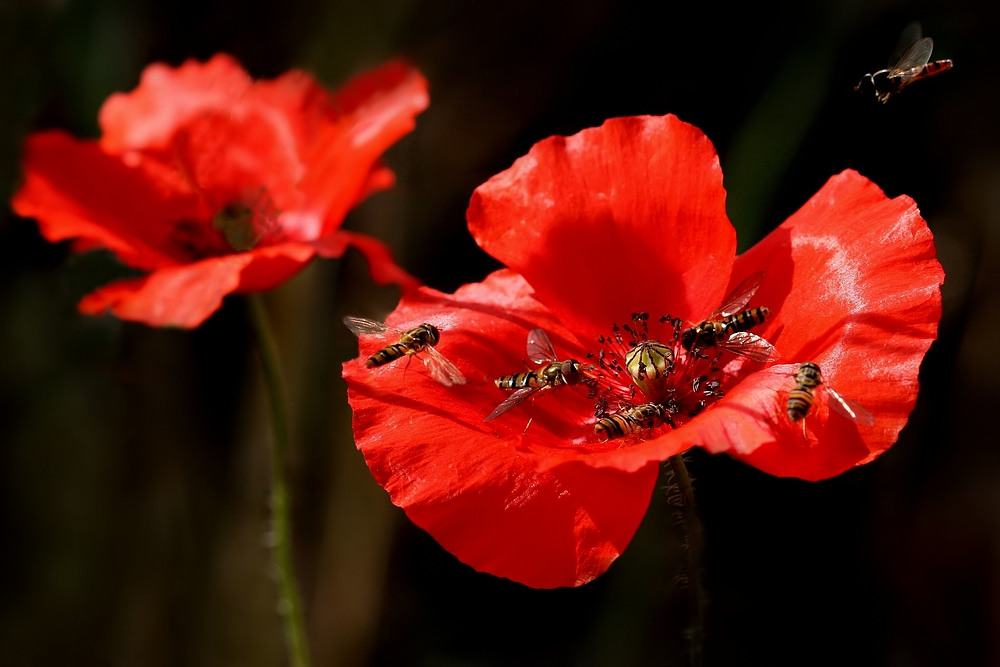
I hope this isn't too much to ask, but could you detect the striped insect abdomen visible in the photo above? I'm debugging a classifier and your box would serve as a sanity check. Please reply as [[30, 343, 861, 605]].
[[786, 387, 815, 422], [494, 372, 545, 391], [722, 306, 769, 335], [366, 343, 413, 368]]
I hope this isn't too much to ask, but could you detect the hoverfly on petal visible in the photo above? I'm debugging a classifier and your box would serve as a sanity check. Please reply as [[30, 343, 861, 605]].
[[855, 23, 953, 104], [787, 362, 874, 439], [680, 271, 780, 363], [344, 316, 466, 386], [485, 328, 584, 421], [594, 402, 672, 441]]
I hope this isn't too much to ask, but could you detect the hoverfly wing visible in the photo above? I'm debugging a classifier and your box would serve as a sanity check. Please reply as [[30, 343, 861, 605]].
[[720, 331, 781, 363], [891, 36, 934, 78], [484, 385, 539, 422], [826, 386, 875, 426], [715, 271, 766, 318], [887, 22, 923, 66], [526, 328, 559, 364], [421, 346, 467, 386], [343, 315, 392, 337]]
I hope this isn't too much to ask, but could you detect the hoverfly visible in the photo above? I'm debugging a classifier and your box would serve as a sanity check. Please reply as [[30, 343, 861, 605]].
[[787, 362, 874, 437], [855, 23, 953, 104], [484, 328, 584, 421], [343, 316, 466, 387], [680, 272, 780, 363], [594, 402, 670, 441]]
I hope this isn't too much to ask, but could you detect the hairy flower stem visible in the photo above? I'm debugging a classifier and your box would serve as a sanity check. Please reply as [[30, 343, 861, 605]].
[[249, 294, 311, 667], [668, 454, 705, 667]]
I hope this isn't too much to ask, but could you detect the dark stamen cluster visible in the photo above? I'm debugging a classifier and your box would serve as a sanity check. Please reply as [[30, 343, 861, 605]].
[[587, 312, 731, 441]]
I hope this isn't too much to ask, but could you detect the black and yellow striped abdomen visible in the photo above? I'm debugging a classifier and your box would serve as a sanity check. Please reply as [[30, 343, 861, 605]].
[[722, 306, 769, 335], [365, 323, 440, 368], [366, 342, 414, 368], [594, 403, 668, 440], [681, 307, 770, 351], [495, 371, 547, 390], [494, 360, 582, 391], [786, 387, 815, 422], [786, 362, 822, 422]]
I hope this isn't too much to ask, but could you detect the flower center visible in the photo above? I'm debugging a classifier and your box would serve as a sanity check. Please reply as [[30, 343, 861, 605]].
[[212, 202, 261, 252], [587, 312, 729, 441], [169, 189, 281, 259]]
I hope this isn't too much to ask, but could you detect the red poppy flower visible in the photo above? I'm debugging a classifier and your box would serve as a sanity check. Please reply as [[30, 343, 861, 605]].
[[343, 114, 943, 588], [12, 54, 428, 327]]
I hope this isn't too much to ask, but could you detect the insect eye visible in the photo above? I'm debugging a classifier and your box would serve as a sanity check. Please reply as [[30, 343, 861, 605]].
[[562, 360, 582, 385], [680, 329, 696, 349]]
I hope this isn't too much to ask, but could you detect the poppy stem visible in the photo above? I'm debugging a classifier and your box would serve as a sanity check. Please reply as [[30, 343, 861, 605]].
[[667, 453, 705, 667], [248, 294, 311, 667]]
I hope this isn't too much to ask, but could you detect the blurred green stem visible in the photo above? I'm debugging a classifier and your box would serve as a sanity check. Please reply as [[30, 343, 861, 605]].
[[249, 294, 311, 667], [668, 454, 704, 667]]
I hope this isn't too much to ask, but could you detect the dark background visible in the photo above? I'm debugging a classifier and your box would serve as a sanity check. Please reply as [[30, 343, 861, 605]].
[[2, 0, 997, 665]]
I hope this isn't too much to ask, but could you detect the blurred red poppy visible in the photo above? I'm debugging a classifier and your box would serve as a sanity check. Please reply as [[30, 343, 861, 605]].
[[343, 114, 943, 588], [12, 54, 428, 327]]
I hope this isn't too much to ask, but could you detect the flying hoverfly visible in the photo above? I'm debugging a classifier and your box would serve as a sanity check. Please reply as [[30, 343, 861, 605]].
[[680, 272, 780, 363], [484, 328, 584, 421], [594, 402, 671, 441], [786, 362, 874, 437], [855, 23, 953, 104], [343, 316, 466, 387]]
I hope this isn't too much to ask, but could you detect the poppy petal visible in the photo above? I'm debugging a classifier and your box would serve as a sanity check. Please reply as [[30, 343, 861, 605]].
[[17, 56, 428, 327], [296, 62, 429, 240], [312, 230, 420, 291], [99, 54, 254, 152], [78, 255, 250, 327], [78, 242, 314, 327], [699, 170, 944, 479], [11, 131, 190, 269], [656, 364, 877, 481], [99, 57, 428, 245], [344, 269, 659, 587], [231, 242, 316, 293], [735, 169, 943, 363], [467, 114, 735, 336]]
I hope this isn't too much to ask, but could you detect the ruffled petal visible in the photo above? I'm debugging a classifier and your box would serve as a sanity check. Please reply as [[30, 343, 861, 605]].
[[232, 242, 316, 293], [312, 230, 420, 291], [11, 131, 191, 269], [294, 62, 429, 240], [344, 269, 659, 587], [689, 170, 945, 479], [99, 57, 428, 247], [735, 170, 943, 362], [467, 114, 735, 337], [99, 54, 253, 152], [675, 364, 878, 480], [150, 105, 304, 217], [17, 56, 427, 330], [78, 256, 248, 327]]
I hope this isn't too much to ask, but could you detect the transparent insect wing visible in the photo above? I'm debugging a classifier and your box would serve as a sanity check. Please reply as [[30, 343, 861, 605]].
[[343, 315, 393, 338], [484, 385, 539, 422], [891, 37, 934, 78], [422, 346, 467, 386], [720, 331, 781, 363], [886, 22, 922, 61], [714, 271, 765, 318], [826, 386, 875, 426], [526, 328, 559, 364]]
